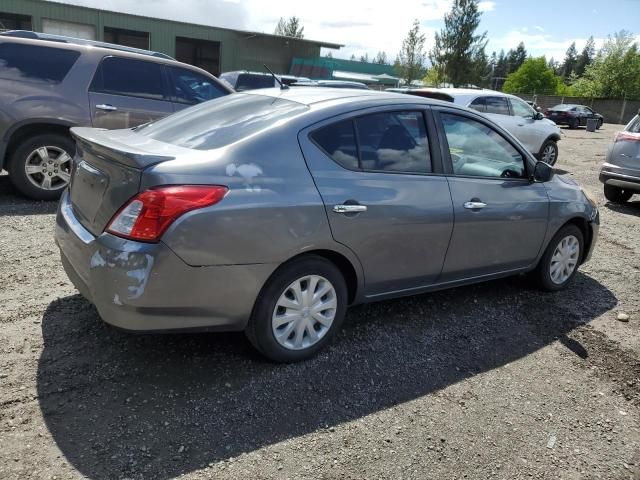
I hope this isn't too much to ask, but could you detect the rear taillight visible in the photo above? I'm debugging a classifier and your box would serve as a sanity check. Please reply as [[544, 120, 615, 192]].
[[106, 185, 228, 242]]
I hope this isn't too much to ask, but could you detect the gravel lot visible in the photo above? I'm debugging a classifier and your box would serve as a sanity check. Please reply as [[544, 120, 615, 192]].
[[0, 125, 639, 480]]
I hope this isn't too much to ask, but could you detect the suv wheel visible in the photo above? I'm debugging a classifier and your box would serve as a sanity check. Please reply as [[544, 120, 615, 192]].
[[534, 224, 583, 291], [246, 255, 348, 362], [7, 133, 74, 201], [539, 140, 558, 165], [569, 118, 579, 129], [604, 185, 633, 203]]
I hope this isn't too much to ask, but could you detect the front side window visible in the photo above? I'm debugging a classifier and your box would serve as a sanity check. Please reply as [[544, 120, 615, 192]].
[[90, 57, 165, 100], [0, 43, 79, 84], [484, 96, 510, 115], [441, 112, 526, 179], [168, 67, 228, 104], [312, 111, 431, 174], [510, 98, 535, 118]]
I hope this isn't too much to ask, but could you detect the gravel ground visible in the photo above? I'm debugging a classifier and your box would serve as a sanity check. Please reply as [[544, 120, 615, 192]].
[[0, 125, 639, 480]]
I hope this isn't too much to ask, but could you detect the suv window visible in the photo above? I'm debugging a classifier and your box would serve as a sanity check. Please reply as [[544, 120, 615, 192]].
[[510, 98, 535, 118], [0, 43, 80, 84], [168, 66, 228, 104], [236, 74, 275, 91], [90, 57, 165, 100], [312, 111, 431, 174], [441, 112, 526, 179], [485, 96, 510, 115], [469, 97, 486, 113]]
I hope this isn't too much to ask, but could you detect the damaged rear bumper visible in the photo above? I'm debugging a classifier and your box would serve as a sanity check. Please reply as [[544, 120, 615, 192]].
[[55, 190, 274, 332]]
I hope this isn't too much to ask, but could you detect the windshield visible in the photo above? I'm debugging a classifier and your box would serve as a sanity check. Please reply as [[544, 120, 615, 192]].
[[137, 94, 308, 150]]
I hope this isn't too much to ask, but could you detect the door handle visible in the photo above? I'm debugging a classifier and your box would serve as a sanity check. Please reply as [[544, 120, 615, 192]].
[[333, 204, 367, 214], [464, 201, 487, 210], [96, 104, 117, 111]]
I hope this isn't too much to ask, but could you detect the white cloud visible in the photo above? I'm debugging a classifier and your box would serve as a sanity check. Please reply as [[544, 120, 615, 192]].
[[487, 29, 608, 60], [478, 1, 496, 12]]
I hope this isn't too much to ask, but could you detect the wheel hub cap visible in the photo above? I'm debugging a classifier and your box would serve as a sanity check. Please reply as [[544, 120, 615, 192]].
[[24, 146, 72, 191], [550, 235, 579, 284], [272, 275, 337, 351]]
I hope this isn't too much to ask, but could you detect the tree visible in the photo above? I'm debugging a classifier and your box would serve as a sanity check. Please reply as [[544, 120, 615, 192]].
[[373, 51, 389, 65], [572, 31, 640, 99], [506, 42, 527, 73], [429, 0, 487, 87], [349, 54, 357, 61], [325, 51, 333, 59], [575, 36, 595, 77], [395, 20, 427, 85], [359, 53, 370, 63], [547, 57, 559, 75], [561, 42, 578, 79], [502, 57, 562, 94], [274, 16, 304, 38]]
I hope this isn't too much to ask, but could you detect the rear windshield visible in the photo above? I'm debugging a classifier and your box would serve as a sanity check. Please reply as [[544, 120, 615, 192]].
[[550, 104, 575, 111], [136, 94, 308, 150], [236, 74, 275, 91], [0, 43, 80, 84]]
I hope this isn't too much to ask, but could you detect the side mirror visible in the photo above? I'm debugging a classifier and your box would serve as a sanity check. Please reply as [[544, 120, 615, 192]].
[[533, 161, 554, 182], [534, 111, 544, 120]]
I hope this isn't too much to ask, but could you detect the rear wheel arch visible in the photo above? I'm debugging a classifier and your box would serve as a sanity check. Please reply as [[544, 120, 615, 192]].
[[5, 121, 75, 165]]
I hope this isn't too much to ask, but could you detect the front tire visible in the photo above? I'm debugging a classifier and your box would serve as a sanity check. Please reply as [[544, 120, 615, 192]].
[[538, 140, 559, 165], [604, 184, 633, 203], [246, 255, 348, 362], [569, 118, 579, 129], [596, 119, 603, 130], [534, 225, 583, 291], [7, 133, 75, 201]]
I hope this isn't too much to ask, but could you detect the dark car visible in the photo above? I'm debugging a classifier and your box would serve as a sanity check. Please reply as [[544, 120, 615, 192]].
[[599, 110, 640, 203], [219, 71, 281, 91], [0, 30, 232, 200], [545, 104, 603, 129]]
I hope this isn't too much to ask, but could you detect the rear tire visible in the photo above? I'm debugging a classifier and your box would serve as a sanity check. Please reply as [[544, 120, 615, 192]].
[[604, 185, 633, 203], [534, 224, 583, 292], [596, 119, 603, 130], [569, 118, 578, 129], [7, 133, 74, 201], [538, 140, 559, 165], [246, 255, 348, 362]]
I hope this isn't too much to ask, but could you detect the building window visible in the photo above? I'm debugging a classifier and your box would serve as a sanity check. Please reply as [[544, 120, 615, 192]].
[[104, 27, 149, 50], [0, 12, 32, 31], [42, 18, 96, 40], [175, 37, 220, 76]]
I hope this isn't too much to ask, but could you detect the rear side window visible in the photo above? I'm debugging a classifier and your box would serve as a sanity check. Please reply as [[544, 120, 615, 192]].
[[485, 96, 510, 115], [236, 74, 275, 91], [0, 43, 80, 84], [626, 115, 640, 133], [312, 111, 431, 174], [136, 94, 308, 150], [469, 97, 486, 113], [90, 57, 165, 100], [168, 66, 228, 104]]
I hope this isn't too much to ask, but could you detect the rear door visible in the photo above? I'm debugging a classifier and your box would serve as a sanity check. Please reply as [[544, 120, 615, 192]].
[[88, 56, 174, 129], [509, 96, 545, 152], [299, 107, 454, 297], [434, 108, 549, 281]]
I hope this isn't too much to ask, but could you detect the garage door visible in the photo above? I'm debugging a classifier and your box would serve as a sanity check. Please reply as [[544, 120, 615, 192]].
[[42, 19, 96, 40]]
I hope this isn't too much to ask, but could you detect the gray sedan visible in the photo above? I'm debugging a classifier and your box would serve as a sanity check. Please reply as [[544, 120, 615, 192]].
[[55, 88, 599, 362]]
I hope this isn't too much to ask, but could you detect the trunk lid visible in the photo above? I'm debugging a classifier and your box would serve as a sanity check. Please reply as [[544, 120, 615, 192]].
[[69, 127, 176, 236]]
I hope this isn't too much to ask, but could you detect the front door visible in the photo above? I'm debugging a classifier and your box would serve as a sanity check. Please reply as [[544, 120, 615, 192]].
[[88, 56, 174, 129], [435, 109, 549, 281], [299, 108, 454, 296]]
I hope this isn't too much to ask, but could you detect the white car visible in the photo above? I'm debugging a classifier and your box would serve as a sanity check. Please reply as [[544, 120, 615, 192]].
[[394, 88, 562, 165]]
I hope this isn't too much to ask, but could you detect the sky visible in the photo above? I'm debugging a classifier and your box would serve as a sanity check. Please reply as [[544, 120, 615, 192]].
[[49, 0, 640, 64]]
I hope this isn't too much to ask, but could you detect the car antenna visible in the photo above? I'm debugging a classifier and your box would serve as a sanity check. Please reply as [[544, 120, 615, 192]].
[[264, 64, 288, 90]]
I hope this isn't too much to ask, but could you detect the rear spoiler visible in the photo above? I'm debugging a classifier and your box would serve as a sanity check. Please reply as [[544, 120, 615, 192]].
[[71, 127, 175, 169]]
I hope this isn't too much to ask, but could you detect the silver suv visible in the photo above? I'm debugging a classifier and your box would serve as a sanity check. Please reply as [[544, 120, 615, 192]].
[[393, 88, 562, 165], [0, 31, 232, 200]]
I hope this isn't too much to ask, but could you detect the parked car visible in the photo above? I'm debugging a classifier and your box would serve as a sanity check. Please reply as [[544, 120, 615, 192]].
[[395, 88, 562, 165], [0, 30, 232, 200], [599, 110, 640, 203], [292, 79, 369, 90], [545, 104, 603, 130], [56, 88, 599, 362], [219, 71, 281, 91]]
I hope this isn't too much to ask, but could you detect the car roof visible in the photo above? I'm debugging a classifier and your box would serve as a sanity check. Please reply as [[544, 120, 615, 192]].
[[242, 86, 443, 107]]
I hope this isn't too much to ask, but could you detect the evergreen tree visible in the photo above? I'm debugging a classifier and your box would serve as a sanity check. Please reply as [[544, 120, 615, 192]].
[[429, 0, 487, 86], [561, 42, 578, 78], [373, 51, 389, 65], [395, 20, 427, 85], [494, 49, 507, 78], [506, 42, 527, 73], [274, 16, 304, 38], [575, 36, 595, 77], [359, 53, 370, 63]]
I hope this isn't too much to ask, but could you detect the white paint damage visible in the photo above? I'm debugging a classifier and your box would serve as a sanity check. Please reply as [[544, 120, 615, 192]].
[[226, 163, 263, 192]]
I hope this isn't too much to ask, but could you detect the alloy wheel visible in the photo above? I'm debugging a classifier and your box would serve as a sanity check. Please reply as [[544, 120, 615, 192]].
[[24, 146, 72, 191], [542, 144, 557, 164], [271, 275, 337, 350], [549, 235, 579, 285]]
